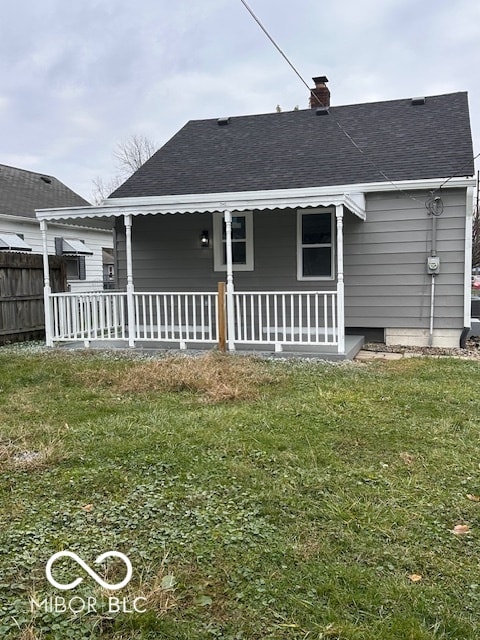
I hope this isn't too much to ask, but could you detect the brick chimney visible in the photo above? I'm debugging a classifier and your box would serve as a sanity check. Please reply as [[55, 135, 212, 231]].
[[309, 76, 330, 109]]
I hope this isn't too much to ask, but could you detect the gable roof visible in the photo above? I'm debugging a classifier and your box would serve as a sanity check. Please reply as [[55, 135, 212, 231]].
[[0, 164, 89, 219], [111, 91, 474, 199]]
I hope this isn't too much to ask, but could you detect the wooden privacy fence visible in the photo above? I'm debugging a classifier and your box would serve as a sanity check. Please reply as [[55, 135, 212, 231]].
[[0, 252, 66, 344]]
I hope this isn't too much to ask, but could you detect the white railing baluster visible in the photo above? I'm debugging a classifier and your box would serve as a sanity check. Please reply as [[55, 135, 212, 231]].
[[213, 295, 218, 342], [134, 295, 140, 339], [207, 294, 212, 340], [161, 295, 167, 340], [331, 294, 337, 343], [70, 297, 76, 338], [200, 295, 206, 341], [141, 295, 147, 339], [273, 294, 278, 343], [154, 296, 160, 340], [298, 295, 302, 344], [248, 295, 254, 342], [190, 295, 194, 340], [290, 294, 294, 342], [266, 294, 270, 343], [306, 294, 311, 344], [323, 294, 328, 342], [105, 295, 111, 338], [169, 293, 174, 340], [79, 298, 85, 339], [147, 295, 152, 339], [257, 295, 262, 342]]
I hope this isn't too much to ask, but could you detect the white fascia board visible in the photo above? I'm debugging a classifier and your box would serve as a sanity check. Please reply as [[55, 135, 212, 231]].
[[35, 177, 474, 223], [0, 213, 113, 234], [35, 206, 114, 228]]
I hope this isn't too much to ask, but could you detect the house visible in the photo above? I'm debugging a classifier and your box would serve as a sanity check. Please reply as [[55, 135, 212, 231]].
[[0, 164, 113, 292], [35, 78, 475, 357]]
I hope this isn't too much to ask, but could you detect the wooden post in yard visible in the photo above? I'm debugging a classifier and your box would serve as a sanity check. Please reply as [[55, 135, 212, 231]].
[[217, 281, 226, 352]]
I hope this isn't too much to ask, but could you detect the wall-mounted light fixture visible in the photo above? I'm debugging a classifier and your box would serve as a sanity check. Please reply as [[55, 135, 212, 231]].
[[200, 230, 209, 248]]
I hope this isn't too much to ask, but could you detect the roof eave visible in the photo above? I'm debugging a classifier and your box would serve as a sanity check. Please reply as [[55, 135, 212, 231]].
[[35, 177, 475, 223]]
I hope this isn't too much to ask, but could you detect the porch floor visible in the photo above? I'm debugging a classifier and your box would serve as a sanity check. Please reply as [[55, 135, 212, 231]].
[[55, 335, 365, 361]]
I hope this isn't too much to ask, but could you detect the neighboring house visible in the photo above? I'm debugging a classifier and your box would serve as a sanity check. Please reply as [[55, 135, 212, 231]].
[[0, 164, 113, 292], [36, 79, 475, 356]]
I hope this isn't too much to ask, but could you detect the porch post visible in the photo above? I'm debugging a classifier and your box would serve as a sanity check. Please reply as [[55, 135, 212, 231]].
[[224, 210, 236, 351], [40, 220, 54, 347], [335, 205, 345, 354], [124, 214, 136, 348]]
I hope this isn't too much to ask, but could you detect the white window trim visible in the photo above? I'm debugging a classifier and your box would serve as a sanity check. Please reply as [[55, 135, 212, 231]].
[[213, 210, 254, 272], [297, 208, 335, 281]]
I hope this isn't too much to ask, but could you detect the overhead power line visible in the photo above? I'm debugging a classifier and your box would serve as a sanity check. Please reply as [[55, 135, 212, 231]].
[[438, 150, 480, 190], [238, 0, 475, 203], [238, 0, 318, 104]]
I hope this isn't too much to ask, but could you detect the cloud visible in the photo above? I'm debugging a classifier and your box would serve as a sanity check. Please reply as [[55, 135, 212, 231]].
[[3, 154, 43, 170], [0, 0, 478, 201]]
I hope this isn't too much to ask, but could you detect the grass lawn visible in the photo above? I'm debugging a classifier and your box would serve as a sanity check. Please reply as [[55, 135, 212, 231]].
[[0, 348, 480, 639]]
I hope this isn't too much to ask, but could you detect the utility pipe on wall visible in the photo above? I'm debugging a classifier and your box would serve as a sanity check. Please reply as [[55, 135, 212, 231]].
[[426, 195, 443, 347], [429, 274, 436, 346]]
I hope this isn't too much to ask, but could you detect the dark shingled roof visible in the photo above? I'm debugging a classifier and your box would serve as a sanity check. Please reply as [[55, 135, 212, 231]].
[[111, 91, 474, 199], [0, 164, 89, 218]]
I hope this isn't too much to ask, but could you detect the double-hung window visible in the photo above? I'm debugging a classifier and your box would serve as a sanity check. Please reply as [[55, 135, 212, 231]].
[[297, 208, 334, 280], [213, 211, 254, 271]]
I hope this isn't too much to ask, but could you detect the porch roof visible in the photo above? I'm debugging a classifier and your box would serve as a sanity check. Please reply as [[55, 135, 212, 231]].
[[36, 185, 366, 226], [34, 176, 474, 226]]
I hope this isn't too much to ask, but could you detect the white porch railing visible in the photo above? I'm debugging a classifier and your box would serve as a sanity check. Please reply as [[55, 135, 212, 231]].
[[48, 290, 339, 350], [50, 291, 128, 341], [233, 291, 338, 348], [133, 292, 218, 343]]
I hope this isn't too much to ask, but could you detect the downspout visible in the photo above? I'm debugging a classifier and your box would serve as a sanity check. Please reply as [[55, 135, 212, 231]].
[[40, 220, 53, 347], [224, 210, 236, 351]]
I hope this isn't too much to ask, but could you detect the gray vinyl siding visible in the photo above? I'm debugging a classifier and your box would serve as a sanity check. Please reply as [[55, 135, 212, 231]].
[[115, 209, 336, 293], [344, 189, 466, 330], [115, 187, 467, 330]]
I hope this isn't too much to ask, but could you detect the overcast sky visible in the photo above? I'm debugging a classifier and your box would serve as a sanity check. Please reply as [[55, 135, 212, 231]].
[[1, 0, 479, 202]]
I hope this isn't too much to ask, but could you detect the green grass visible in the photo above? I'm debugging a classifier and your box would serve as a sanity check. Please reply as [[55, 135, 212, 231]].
[[0, 348, 480, 639]]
